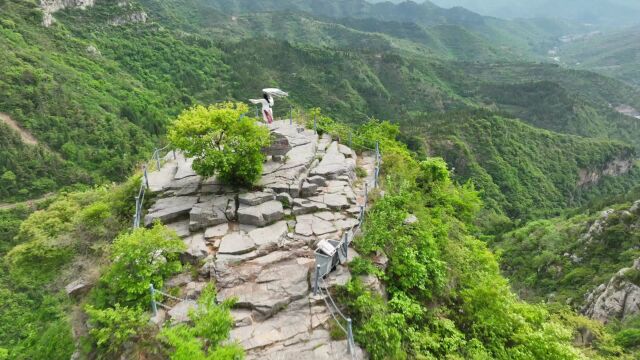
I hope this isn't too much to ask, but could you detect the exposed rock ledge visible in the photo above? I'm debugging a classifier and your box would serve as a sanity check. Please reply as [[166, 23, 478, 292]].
[[40, 0, 95, 27], [582, 257, 640, 323], [577, 158, 634, 187], [144, 120, 373, 358]]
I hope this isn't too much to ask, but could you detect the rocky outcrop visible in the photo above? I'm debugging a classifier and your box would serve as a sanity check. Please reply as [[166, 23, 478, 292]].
[[143, 120, 374, 358], [578, 158, 634, 187], [40, 0, 95, 27], [109, 11, 148, 26], [582, 258, 640, 323]]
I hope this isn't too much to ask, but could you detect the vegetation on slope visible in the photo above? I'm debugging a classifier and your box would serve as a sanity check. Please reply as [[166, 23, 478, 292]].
[[492, 197, 640, 306], [337, 120, 610, 359], [560, 27, 640, 88], [0, 178, 139, 359], [404, 109, 640, 224]]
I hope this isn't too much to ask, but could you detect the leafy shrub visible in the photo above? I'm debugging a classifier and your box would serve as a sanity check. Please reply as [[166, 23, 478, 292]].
[[85, 304, 149, 354], [168, 102, 270, 187], [93, 223, 185, 307], [160, 284, 243, 360]]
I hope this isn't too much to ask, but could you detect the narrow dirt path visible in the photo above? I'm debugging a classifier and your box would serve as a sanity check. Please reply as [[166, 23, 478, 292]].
[[0, 193, 55, 211], [0, 112, 39, 146]]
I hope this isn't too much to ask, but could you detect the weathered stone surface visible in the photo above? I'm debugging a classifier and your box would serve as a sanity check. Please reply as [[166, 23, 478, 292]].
[[404, 214, 418, 225], [334, 218, 359, 231], [238, 201, 284, 227], [168, 300, 198, 323], [262, 131, 292, 156], [300, 181, 318, 197], [147, 162, 177, 192], [310, 142, 356, 180], [248, 221, 288, 248], [217, 261, 309, 320], [189, 202, 227, 231], [163, 176, 202, 193], [311, 217, 337, 236], [323, 265, 351, 288], [232, 309, 253, 327], [307, 175, 327, 187], [239, 192, 275, 206], [338, 143, 356, 158], [276, 192, 293, 207], [174, 157, 196, 180], [291, 198, 327, 216], [143, 121, 368, 358], [165, 273, 192, 288], [144, 196, 198, 226], [219, 232, 256, 255], [309, 193, 349, 210], [204, 223, 229, 239], [166, 219, 190, 238], [583, 258, 640, 323], [65, 279, 91, 297], [185, 282, 207, 300], [182, 233, 209, 261]]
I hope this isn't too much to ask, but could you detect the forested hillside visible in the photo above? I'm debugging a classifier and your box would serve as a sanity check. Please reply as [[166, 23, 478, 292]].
[[3, 0, 639, 204]]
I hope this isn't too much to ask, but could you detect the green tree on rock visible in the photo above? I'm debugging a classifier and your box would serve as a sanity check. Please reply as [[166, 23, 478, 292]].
[[168, 102, 270, 187]]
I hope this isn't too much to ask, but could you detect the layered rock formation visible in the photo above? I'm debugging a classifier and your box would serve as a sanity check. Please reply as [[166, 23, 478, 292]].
[[583, 258, 640, 323], [144, 120, 371, 359]]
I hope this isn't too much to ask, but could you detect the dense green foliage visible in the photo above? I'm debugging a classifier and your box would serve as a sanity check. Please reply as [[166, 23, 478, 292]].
[[168, 103, 270, 186], [339, 122, 587, 359], [407, 109, 640, 223], [90, 223, 185, 309], [0, 177, 139, 359]]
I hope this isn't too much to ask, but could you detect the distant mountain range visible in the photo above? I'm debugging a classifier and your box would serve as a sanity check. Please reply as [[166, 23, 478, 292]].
[[435, 0, 640, 28], [368, 0, 640, 29]]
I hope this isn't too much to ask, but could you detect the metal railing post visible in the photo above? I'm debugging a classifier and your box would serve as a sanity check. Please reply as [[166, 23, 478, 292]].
[[364, 182, 368, 210], [150, 284, 158, 316], [349, 132, 352, 149], [143, 165, 149, 189], [134, 195, 141, 228], [314, 264, 321, 296], [155, 149, 161, 171], [173, 149, 177, 160], [314, 114, 317, 134], [375, 141, 380, 188], [290, 106, 293, 125], [347, 318, 354, 354]]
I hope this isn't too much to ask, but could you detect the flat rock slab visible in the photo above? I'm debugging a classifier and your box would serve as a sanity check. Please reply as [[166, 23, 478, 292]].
[[219, 232, 256, 255], [147, 162, 177, 192], [239, 192, 275, 206], [311, 217, 336, 236], [310, 142, 356, 180], [144, 196, 199, 226], [238, 201, 284, 227], [248, 221, 288, 248], [218, 260, 309, 319], [182, 233, 209, 261], [168, 300, 198, 323], [204, 223, 229, 239], [166, 219, 190, 238], [174, 157, 197, 180], [292, 198, 327, 216], [189, 202, 227, 231], [309, 193, 349, 210]]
